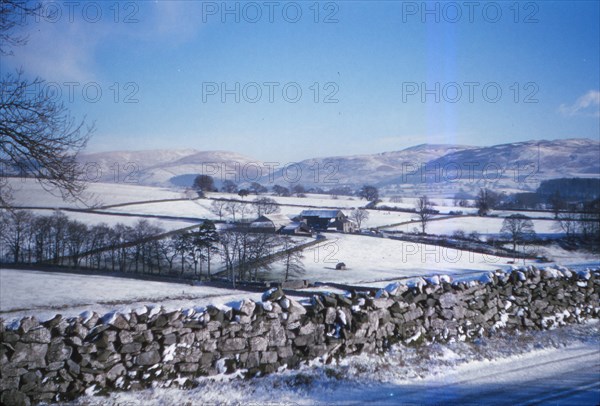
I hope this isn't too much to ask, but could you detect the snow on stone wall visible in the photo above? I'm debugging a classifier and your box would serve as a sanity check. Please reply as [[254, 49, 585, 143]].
[[1, 267, 599, 405]]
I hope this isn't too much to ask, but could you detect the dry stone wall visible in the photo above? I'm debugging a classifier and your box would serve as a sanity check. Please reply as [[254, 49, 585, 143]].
[[1, 267, 599, 405]]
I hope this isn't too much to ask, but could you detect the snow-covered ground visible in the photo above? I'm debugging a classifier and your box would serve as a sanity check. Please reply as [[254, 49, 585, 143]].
[[266, 233, 512, 284], [104, 199, 216, 219], [5, 178, 185, 209], [383, 215, 561, 238], [67, 321, 600, 406], [208, 192, 361, 210], [534, 244, 600, 272], [0, 269, 266, 325], [378, 196, 478, 215]]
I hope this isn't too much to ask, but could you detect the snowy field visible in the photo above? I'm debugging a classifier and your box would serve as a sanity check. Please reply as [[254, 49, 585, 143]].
[[27, 209, 199, 231], [266, 233, 513, 284], [0, 269, 267, 325], [5, 178, 185, 209], [383, 215, 561, 238], [209, 192, 362, 210], [68, 321, 600, 406], [104, 199, 216, 219], [378, 196, 478, 215], [103, 193, 423, 228]]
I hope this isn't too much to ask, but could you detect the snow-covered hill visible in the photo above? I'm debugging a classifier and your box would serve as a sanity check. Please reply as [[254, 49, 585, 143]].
[[78, 149, 260, 187], [78, 138, 600, 194], [258, 144, 476, 190], [376, 138, 599, 196]]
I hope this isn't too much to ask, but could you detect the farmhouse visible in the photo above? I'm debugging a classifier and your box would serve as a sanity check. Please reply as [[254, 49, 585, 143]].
[[299, 209, 357, 233], [249, 213, 292, 233]]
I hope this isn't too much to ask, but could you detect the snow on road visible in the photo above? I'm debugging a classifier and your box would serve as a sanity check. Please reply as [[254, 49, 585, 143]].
[[69, 321, 600, 406]]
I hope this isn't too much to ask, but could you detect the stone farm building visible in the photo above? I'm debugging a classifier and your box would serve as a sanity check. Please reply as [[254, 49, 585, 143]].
[[298, 209, 357, 233], [249, 213, 292, 233], [281, 221, 312, 236]]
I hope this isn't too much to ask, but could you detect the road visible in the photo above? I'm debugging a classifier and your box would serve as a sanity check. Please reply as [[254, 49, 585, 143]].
[[334, 344, 600, 406]]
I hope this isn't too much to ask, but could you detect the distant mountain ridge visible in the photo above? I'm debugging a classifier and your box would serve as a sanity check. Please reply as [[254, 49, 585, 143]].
[[78, 150, 258, 187], [79, 138, 600, 195]]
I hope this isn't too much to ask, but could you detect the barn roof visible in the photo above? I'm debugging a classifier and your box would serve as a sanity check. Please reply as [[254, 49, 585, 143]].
[[299, 209, 344, 219], [250, 213, 291, 229]]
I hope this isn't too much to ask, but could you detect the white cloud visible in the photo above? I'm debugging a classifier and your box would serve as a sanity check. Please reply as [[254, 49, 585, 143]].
[[559, 90, 600, 117]]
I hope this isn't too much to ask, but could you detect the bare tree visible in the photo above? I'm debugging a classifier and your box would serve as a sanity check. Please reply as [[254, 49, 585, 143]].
[[358, 185, 379, 201], [193, 175, 216, 192], [350, 208, 369, 229], [501, 214, 536, 256], [220, 231, 241, 286], [0, 210, 32, 263], [579, 210, 600, 241], [157, 237, 178, 274], [556, 213, 578, 238], [87, 223, 111, 269], [224, 201, 240, 222], [272, 184, 290, 197], [238, 202, 252, 222], [0, 1, 41, 55], [221, 180, 238, 193], [415, 195, 434, 234], [244, 233, 278, 282], [549, 191, 566, 219], [292, 184, 306, 197], [249, 182, 267, 194], [1, 3, 94, 206], [476, 188, 500, 216], [209, 200, 227, 221], [65, 220, 88, 267], [280, 236, 304, 281], [252, 197, 280, 216], [219, 230, 277, 285], [48, 211, 69, 264]]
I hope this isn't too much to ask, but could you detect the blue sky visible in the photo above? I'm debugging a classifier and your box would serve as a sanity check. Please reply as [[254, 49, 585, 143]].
[[3, 0, 599, 161]]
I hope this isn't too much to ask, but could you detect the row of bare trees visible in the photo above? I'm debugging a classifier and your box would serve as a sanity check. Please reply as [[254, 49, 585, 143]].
[[556, 212, 600, 241], [0, 210, 220, 277], [219, 232, 304, 286], [209, 197, 281, 221], [1, 210, 306, 282]]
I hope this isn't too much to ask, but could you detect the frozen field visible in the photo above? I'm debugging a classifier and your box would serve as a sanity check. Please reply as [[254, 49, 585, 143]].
[[266, 233, 513, 284], [105, 199, 215, 219], [209, 192, 361, 210], [0, 269, 266, 325], [383, 215, 561, 238], [5, 178, 185, 209]]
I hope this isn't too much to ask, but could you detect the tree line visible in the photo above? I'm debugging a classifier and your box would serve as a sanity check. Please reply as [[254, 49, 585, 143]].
[[0, 210, 305, 283]]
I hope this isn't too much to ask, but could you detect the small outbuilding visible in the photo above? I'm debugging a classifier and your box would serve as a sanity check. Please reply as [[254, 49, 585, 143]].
[[280, 221, 312, 236], [249, 213, 291, 233]]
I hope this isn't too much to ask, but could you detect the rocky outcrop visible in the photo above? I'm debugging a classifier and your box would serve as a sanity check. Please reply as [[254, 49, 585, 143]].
[[1, 267, 598, 405]]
